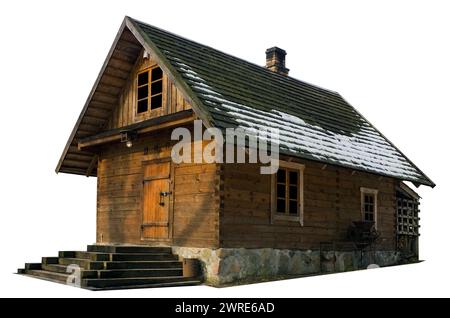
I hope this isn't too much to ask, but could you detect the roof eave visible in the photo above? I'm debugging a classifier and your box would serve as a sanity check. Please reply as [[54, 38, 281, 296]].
[[337, 94, 435, 188], [277, 147, 435, 188], [55, 18, 129, 174]]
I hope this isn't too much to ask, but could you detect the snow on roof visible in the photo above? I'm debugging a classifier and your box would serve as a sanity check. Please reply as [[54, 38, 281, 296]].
[[133, 19, 435, 186]]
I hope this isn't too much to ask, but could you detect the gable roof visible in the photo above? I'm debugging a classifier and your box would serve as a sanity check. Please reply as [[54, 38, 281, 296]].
[[56, 19, 143, 176], [56, 16, 435, 187]]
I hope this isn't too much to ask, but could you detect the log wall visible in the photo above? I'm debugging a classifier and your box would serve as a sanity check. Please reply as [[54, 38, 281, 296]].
[[219, 159, 396, 250]]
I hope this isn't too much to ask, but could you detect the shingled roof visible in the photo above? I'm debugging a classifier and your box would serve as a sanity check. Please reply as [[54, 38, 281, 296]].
[[56, 16, 434, 187]]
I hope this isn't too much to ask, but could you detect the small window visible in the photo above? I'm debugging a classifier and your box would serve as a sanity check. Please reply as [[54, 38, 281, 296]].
[[271, 161, 304, 224], [396, 198, 419, 236], [275, 168, 299, 215], [361, 188, 378, 229], [136, 66, 164, 114]]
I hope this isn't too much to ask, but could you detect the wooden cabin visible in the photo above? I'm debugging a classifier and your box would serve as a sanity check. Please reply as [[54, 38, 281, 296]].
[[19, 17, 434, 288]]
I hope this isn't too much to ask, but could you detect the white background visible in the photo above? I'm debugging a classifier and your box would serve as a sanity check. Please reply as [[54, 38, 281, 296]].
[[0, 0, 449, 297]]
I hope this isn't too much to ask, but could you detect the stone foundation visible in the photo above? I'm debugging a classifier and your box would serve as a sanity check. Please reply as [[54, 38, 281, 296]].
[[172, 247, 403, 286]]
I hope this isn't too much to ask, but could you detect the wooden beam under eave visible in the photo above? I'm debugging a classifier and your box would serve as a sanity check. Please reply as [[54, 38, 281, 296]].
[[86, 155, 99, 177], [79, 134, 120, 150], [78, 112, 195, 150]]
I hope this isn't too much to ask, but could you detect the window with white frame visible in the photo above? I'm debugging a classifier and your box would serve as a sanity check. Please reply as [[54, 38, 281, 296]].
[[271, 161, 304, 225], [360, 187, 378, 228]]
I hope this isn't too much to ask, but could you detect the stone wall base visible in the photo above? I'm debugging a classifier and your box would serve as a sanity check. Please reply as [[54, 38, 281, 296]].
[[172, 247, 404, 286]]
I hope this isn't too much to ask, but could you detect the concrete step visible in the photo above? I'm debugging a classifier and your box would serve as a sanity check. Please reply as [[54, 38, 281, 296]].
[[25, 263, 42, 270], [42, 257, 59, 265], [84, 276, 200, 288], [24, 269, 70, 284], [58, 258, 104, 270], [88, 279, 202, 290], [59, 251, 110, 261], [98, 268, 183, 278], [111, 253, 178, 261], [87, 245, 172, 254], [19, 245, 203, 290], [41, 264, 98, 278], [22, 269, 201, 290], [105, 260, 183, 270]]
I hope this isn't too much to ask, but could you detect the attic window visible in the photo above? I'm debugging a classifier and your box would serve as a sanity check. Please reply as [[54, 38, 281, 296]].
[[137, 66, 163, 114], [271, 161, 304, 225]]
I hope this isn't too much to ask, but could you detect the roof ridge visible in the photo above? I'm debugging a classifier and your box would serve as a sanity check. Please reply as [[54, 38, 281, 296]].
[[128, 16, 340, 96]]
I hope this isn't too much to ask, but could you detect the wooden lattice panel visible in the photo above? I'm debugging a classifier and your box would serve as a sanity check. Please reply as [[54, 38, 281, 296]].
[[396, 198, 420, 236]]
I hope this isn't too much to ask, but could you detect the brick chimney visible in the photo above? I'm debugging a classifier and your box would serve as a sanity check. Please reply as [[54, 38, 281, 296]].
[[265, 47, 289, 76]]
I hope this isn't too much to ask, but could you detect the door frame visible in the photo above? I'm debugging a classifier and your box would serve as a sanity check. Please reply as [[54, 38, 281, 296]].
[[140, 157, 174, 243]]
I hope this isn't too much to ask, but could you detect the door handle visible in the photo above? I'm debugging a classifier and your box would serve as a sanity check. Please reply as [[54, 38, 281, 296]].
[[159, 191, 172, 206]]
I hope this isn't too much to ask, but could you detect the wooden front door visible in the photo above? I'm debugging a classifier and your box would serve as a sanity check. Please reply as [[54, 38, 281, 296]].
[[142, 160, 172, 240]]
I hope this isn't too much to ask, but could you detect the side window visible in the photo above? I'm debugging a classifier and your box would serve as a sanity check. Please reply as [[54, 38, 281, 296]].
[[360, 188, 378, 228], [271, 161, 304, 225]]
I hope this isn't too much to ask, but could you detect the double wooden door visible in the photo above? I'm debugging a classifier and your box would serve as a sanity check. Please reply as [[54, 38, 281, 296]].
[[142, 160, 172, 240]]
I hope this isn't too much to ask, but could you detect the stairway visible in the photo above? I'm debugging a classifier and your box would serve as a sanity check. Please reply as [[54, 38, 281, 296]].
[[17, 245, 203, 290]]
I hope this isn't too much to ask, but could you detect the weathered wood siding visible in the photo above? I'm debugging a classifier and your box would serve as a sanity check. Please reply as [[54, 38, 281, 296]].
[[173, 162, 220, 247], [108, 55, 192, 129], [97, 129, 396, 250], [219, 159, 396, 250], [96, 129, 219, 247]]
